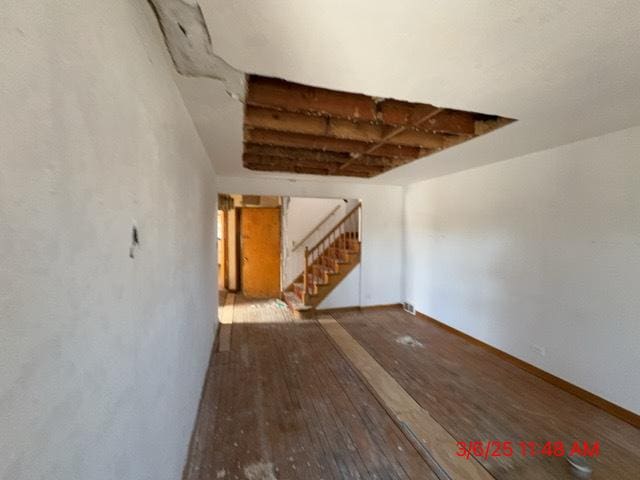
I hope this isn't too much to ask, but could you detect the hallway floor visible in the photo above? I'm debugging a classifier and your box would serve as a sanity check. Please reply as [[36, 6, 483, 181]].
[[184, 298, 640, 479]]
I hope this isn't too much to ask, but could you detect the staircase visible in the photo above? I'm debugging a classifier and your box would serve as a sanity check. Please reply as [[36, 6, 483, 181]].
[[284, 203, 361, 316]]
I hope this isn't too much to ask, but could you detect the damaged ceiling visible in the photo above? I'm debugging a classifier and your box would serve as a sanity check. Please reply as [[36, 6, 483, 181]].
[[155, 0, 640, 184], [147, 0, 512, 179], [148, 0, 244, 99], [243, 75, 513, 177]]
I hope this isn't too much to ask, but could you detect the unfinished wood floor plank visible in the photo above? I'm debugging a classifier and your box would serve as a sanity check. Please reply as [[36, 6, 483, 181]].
[[185, 296, 438, 480], [317, 315, 494, 480], [217, 292, 235, 352], [220, 292, 235, 324], [332, 307, 640, 480]]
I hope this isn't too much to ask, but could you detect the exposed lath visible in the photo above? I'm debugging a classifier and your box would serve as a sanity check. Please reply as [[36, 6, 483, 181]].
[[243, 75, 515, 178]]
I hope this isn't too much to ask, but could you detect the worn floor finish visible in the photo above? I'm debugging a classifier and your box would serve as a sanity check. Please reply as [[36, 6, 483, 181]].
[[332, 307, 640, 480], [185, 300, 639, 479], [184, 297, 437, 479]]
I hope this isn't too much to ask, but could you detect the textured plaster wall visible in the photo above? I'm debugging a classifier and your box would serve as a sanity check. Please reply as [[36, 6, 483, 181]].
[[0, 0, 217, 478]]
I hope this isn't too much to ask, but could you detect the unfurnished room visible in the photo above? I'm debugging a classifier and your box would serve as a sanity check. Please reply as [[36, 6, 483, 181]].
[[1, 1, 639, 479]]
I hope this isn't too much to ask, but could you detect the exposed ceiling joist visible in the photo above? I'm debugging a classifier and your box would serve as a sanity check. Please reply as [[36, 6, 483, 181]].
[[244, 106, 453, 149], [242, 75, 515, 178], [247, 76, 377, 121], [244, 128, 429, 159], [338, 107, 444, 171]]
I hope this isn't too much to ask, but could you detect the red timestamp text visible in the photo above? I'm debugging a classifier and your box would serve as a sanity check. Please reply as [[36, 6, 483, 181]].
[[455, 440, 600, 460]]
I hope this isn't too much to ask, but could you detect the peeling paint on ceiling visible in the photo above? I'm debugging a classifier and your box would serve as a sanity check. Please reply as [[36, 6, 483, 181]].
[[148, 0, 245, 100]]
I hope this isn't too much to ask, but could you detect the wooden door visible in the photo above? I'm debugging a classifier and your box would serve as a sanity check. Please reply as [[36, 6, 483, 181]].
[[240, 207, 281, 298]]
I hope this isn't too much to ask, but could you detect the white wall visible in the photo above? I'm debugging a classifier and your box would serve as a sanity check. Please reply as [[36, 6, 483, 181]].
[[0, 1, 217, 479], [218, 176, 404, 309], [404, 125, 640, 414]]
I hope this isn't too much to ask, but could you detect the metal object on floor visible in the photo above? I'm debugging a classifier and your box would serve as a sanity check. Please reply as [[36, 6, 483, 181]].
[[566, 455, 593, 479]]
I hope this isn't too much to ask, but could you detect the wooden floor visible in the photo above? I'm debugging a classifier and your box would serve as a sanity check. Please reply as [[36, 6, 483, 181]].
[[185, 299, 640, 479], [185, 296, 438, 479], [333, 307, 640, 480]]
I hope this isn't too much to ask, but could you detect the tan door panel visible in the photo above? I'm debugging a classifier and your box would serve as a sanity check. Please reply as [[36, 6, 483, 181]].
[[241, 207, 281, 298]]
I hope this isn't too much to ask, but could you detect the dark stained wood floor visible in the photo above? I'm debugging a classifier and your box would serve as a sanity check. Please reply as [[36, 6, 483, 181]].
[[184, 297, 438, 480], [185, 299, 640, 480], [332, 307, 640, 480]]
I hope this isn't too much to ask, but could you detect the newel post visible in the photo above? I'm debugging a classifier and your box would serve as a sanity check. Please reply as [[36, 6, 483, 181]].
[[303, 246, 309, 304]]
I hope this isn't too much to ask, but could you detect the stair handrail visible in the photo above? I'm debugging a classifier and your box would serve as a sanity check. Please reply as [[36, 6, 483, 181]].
[[308, 202, 361, 254], [292, 204, 341, 251], [303, 203, 361, 303]]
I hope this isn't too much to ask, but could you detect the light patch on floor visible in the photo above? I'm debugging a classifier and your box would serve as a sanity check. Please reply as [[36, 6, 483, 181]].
[[216, 469, 226, 478], [243, 461, 276, 480], [396, 335, 424, 348]]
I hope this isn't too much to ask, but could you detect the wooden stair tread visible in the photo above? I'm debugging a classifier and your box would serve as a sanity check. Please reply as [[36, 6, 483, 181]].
[[286, 203, 362, 312], [294, 282, 317, 296], [312, 264, 337, 273]]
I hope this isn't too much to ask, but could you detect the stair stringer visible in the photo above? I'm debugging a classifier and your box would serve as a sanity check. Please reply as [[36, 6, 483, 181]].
[[308, 252, 360, 308]]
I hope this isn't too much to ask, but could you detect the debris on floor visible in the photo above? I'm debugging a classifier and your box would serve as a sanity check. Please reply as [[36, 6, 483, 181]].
[[243, 461, 276, 480], [395, 335, 424, 348]]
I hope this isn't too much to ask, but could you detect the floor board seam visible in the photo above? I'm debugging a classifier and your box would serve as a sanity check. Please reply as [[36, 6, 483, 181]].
[[317, 314, 495, 480]]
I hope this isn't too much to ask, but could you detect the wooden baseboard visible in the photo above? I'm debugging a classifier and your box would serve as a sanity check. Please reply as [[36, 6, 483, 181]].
[[316, 303, 402, 314], [416, 311, 640, 428]]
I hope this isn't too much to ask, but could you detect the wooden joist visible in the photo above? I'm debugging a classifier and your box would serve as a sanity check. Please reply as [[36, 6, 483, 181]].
[[245, 106, 328, 136], [244, 157, 376, 178], [244, 128, 428, 159], [242, 75, 514, 178], [244, 144, 409, 167], [247, 163, 372, 178], [246, 106, 456, 149], [247, 75, 377, 121], [379, 101, 477, 135], [338, 107, 444, 171]]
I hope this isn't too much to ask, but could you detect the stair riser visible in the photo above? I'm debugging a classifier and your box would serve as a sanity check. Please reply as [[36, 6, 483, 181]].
[[285, 239, 361, 312], [308, 254, 360, 308], [320, 256, 339, 271], [307, 273, 328, 286], [311, 266, 330, 283], [328, 247, 358, 263], [336, 240, 359, 251]]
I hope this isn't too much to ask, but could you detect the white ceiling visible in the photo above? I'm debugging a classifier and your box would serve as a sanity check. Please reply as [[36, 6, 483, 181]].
[[176, 0, 640, 185]]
